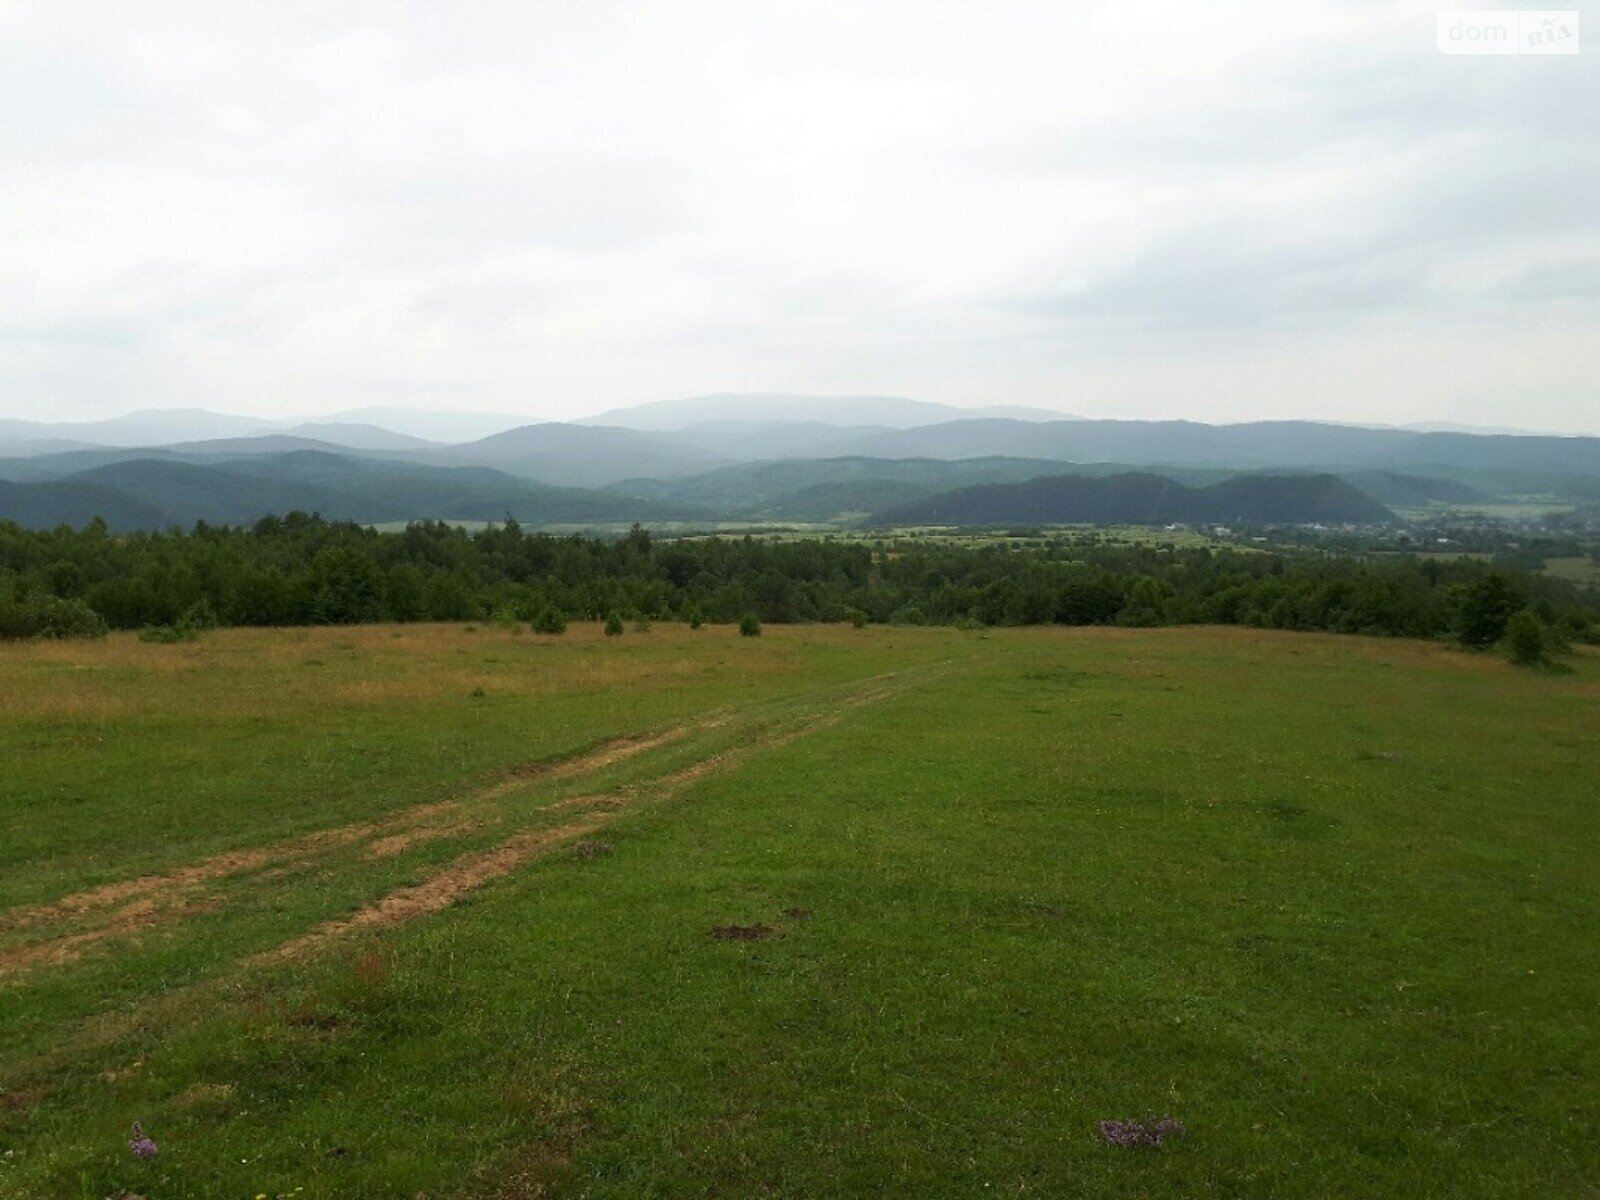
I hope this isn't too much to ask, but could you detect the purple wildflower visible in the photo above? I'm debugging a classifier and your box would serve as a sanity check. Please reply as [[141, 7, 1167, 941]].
[[128, 1121, 159, 1158], [1097, 1115, 1186, 1147]]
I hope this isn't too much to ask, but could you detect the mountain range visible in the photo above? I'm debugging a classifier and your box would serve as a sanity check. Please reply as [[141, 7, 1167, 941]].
[[0, 395, 1594, 531]]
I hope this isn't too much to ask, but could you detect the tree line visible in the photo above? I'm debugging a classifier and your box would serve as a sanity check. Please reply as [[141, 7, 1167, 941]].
[[0, 514, 1594, 650]]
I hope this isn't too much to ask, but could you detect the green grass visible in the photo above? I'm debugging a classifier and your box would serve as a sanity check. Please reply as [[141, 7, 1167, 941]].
[[1, 623, 1596, 1198], [1543, 556, 1600, 586]]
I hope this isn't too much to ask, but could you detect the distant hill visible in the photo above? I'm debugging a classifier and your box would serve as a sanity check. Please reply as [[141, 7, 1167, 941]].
[[583, 393, 1077, 430], [0, 408, 273, 448], [1340, 470, 1498, 507], [873, 471, 1396, 527], [0, 478, 169, 530], [652, 420, 902, 460], [823, 419, 1600, 477], [0, 453, 704, 531], [422, 423, 727, 486], [0, 437, 101, 458], [315, 407, 531, 443], [69, 459, 352, 526], [158, 435, 373, 457], [279, 423, 439, 451], [610, 456, 1098, 519]]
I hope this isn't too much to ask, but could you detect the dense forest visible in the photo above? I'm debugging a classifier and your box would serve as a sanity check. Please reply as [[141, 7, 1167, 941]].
[[0, 514, 1595, 649]]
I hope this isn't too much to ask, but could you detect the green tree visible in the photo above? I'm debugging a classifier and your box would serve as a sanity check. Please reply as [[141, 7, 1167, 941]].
[[1454, 572, 1523, 648], [604, 611, 624, 637], [1504, 608, 1549, 666], [739, 612, 762, 637]]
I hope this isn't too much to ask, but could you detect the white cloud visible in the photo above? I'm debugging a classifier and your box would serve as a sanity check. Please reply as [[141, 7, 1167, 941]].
[[0, 0, 1595, 429]]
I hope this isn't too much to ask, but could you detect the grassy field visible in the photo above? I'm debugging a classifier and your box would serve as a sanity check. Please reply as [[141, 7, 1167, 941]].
[[1544, 556, 1600, 587], [1, 623, 1597, 1198]]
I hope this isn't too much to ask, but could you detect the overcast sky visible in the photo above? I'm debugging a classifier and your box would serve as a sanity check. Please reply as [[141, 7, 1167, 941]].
[[2, 1, 1596, 430]]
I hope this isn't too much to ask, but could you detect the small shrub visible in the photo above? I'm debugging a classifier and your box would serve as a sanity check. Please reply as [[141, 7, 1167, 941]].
[[138, 598, 219, 644], [685, 605, 704, 630], [532, 607, 567, 635], [604, 611, 624, 637], [891, 604, 926, 626], [738, 612, 762, 637], [179, 598, 218, 630], [845, 607, 868, 629], [1504, 608, 1551, 666], [0, 597, 108, 641]]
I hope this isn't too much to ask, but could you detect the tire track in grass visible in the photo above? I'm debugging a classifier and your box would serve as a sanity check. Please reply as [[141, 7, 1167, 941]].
[[0, 726, 707, 976], [248, 664, 953, 963], [0, 661, 954, 1096], [0, 663, 947, 981], [253, 813, 614, 963], [0, 895, 224, 975]]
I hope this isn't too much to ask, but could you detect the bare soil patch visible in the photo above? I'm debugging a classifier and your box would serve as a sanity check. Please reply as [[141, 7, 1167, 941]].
[[709, 924, 775, 942]]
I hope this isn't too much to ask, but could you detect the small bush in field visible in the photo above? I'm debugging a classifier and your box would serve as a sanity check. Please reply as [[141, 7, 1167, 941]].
[[138, 598, 219, 644], [604, 612, 624, 637], [533, 607, 567, 635], [0, 597, 108, 641], [739, 613, 762, 637], [1505, 608, 1552, 666]]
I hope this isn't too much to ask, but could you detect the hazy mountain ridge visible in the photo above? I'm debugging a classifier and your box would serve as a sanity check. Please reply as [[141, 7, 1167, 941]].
[[278, 423, 441, 450], [2, 400, 1594, 530], [414, 423, 728, 486], [0, 478, 171, 531], [582, 393, 1077, 430], [604, 456, 1083, 513], [1337, 470, 1496, 507], [0, 452, 703, 531], [822, 419, 1600, 474]]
